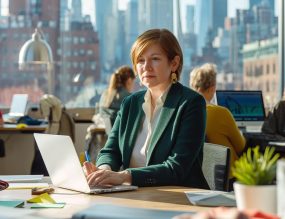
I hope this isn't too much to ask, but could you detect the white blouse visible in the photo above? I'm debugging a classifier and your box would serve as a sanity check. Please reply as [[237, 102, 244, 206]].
[[129, 86, 171, 168]]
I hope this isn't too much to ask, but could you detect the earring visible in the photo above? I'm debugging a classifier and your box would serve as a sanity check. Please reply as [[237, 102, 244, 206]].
[[171, 72, 177, 84]]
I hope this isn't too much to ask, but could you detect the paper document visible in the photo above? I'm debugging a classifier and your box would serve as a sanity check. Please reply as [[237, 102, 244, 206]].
[[185, 191, 236, 207], [0, 175, 43, 183], [7, 183, 49, 190]]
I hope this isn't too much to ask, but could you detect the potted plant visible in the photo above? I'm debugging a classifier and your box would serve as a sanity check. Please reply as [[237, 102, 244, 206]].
[[232, 146, 280, 214]]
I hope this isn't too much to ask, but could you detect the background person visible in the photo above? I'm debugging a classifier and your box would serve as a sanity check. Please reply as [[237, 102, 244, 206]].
[[190, 63, 245, 189], [83, 28, 209, 189], [99, 65, 135, 126]]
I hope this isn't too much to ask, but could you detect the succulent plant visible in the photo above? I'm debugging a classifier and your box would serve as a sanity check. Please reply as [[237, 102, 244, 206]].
[[232, 146, 280, 185]]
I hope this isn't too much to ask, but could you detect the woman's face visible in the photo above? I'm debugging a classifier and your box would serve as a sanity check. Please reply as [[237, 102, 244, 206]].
[[136, 43, 179, 90]]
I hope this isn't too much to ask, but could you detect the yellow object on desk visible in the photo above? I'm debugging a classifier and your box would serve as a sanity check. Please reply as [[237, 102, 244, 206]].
[[28, 193, 56, 204], [26, 193, 65, 208], [16, 123, 27, 129]]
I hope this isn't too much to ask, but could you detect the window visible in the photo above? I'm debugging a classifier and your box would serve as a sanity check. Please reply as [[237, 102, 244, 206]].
[[0, 0, 280, 109]]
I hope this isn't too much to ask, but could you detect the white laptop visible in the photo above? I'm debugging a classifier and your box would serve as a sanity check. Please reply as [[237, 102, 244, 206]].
[[33, 133, 138, 194], [3, 94, 28, 123]]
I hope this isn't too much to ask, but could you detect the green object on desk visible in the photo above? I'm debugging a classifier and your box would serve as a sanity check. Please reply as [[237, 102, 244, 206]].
[[0, 200, 25, 208], [27, 203, 65, 208]]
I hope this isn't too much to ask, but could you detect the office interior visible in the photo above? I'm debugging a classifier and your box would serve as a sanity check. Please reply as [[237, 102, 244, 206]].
[[2, 1, 285, 219], [0, 0, 284, 175]]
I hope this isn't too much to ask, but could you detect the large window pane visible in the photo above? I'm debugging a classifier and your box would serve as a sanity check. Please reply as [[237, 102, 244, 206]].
[[0, 0, 279, 110]]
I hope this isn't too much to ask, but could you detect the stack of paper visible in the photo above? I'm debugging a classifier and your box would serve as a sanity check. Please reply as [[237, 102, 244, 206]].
[[185, 191, 236, 207], [0, 175, 43, 183]]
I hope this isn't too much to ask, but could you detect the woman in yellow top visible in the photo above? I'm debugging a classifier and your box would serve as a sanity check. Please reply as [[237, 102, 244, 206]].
[[189, 63, 245, 186]]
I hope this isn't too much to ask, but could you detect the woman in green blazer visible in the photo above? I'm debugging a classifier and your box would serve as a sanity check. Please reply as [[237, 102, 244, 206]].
[[84, 29, 209, 189]]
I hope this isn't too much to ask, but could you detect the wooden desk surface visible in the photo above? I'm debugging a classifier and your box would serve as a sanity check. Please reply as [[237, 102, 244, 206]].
[[0, 124, 46, 133], [1, 186, 211, 219]]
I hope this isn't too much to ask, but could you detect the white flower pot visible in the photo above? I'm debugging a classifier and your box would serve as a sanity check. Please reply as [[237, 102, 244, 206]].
[[233, 182, 277, 214]]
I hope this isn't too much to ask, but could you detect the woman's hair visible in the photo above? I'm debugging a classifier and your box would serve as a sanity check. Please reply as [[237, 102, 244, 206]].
[[130, 28, 183, 80], [190, 63, 217, 92], [103, 65, 135, 107]]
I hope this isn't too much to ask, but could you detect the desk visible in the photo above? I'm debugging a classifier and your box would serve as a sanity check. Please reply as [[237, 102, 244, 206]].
[[1, 186, 210, 219], [0, 124, 47, 174]]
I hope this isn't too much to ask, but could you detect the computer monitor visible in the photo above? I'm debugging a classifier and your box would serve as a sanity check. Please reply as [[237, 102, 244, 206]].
[[215, 90, 265, 128]]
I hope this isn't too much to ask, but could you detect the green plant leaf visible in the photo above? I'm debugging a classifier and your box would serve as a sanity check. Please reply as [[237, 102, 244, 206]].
[[231, 146, 280, 185]]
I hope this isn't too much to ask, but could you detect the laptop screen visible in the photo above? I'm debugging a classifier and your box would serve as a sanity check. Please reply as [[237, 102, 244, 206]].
[[9, 94, 28, 116], [216, 90, 265, 126]]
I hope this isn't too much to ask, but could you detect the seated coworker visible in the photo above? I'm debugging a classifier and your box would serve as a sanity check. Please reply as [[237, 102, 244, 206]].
[[84, 28, 209, 189], [190, 63, 246, 181], [99, 65, 135, 125]]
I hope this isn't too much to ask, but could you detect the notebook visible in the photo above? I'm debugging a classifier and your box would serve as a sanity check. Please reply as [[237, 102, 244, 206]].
[[3, 94, 28, 123], [33, 133, 138, 194]]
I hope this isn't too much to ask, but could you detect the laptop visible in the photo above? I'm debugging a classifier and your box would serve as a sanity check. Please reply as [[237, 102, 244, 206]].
[[33, 133, 138, 194], [3, 94, 29, 123], [216, 90, 265, 132]]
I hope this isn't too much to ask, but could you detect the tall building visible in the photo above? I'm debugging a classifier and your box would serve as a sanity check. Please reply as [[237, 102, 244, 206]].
[[138, 0, 173, 34], [249, 0, 274, 13], [125, 0, 138, 64], [185, 5, 195, 34], [242, 37, 278, 107], [71, 0, 82, 22], [211, 0, 227, 34], [195, 0, 227, 55], [59, 0, 70, 31], [94, 0, 119, 77], [0, 0, 100, 103]]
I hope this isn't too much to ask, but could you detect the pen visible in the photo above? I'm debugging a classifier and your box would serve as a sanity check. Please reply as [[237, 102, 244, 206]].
[[84, 151, 91, 162]]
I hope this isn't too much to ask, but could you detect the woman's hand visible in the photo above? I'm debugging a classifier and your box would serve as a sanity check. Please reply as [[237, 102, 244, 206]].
[[86, 169, 132, 187], [83, 161, 97, 176]]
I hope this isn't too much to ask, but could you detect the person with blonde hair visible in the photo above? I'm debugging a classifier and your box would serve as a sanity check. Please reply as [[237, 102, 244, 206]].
[[190, 63, 245, 189], [99, 65, 135, 125], [83, 28, 209, 189]]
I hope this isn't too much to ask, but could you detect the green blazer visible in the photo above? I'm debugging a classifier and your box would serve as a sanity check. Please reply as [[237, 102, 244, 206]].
[[96, 83, 209, 189]]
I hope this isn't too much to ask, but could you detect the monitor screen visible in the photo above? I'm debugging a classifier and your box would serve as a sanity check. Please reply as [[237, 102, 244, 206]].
[[216, 90, 265, 127]]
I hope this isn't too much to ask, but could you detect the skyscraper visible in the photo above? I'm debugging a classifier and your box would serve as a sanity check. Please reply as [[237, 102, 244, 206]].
[[211, 0, 227, 33], [185, 5, 195, 34], [94, 0, 119, 76], [125, 0, 138, 64], [195, 0, 227, 55], [138, 0, 173, 34], [71, 0, 82, 22], [195, 0, 210, 55]]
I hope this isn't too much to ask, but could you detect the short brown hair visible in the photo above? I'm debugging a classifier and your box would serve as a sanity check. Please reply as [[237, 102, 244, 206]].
[[130, 29, 183, 80], [190, 63, 217, 92]]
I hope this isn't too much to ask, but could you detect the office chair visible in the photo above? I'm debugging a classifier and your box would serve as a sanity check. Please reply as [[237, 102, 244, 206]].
[[202, 143, 231, 191], [31, 95, 75, 175]]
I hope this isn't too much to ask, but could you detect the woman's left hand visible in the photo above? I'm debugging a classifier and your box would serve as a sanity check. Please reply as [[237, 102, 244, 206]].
[[86, 169, 132, 187]]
